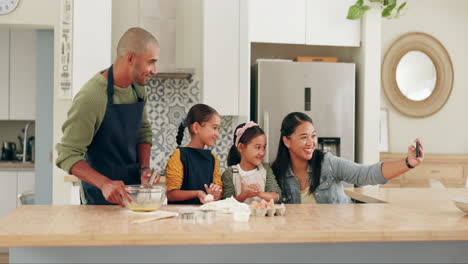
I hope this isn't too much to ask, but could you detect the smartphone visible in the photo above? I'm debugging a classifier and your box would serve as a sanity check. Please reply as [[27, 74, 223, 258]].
[[416, 141, 420, 158]]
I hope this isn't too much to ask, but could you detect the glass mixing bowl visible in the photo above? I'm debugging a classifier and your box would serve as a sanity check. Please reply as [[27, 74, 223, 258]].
[[124, 185, 166, 212]]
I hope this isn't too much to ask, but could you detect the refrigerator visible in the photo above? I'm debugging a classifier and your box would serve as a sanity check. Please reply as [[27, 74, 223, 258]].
[[251, 60, 355, 163]]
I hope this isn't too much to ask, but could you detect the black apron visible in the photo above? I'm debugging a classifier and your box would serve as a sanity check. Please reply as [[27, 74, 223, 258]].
[[81, 65, 145, 205], [168, 147, 214, 205]]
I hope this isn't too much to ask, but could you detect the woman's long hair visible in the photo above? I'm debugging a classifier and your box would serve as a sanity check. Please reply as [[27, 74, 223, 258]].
[[271, 112, 324, 194], [176, 104, 218, 146], [227, 123, 265, 166]]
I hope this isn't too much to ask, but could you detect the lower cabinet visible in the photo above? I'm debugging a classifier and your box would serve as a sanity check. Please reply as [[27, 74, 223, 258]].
[[0, 169, 35, 217], [380, 153, 468, 188], [0, 171, 17, 217], [17, 170, 35, 206]]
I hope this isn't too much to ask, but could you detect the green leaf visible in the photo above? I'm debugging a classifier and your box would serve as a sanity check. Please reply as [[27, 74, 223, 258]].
[[369, 0, 383, 3], [382, 3, 396, 17], [347, 5, 364, 20], [397, 2, 407, 13], [356, 0, 364, 6], [385, 0, 397, 6], [395, 2, 406, 18]]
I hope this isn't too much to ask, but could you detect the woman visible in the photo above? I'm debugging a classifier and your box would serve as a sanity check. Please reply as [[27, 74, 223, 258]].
[[271, 112, 424, 204]]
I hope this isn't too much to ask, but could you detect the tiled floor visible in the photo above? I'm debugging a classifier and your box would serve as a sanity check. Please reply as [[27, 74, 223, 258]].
[[0, 254, 8, 264]]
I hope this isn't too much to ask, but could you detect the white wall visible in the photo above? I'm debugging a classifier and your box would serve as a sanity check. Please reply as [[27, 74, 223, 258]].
[[356, 9, 381, 164], [381, 0, 468, 154]]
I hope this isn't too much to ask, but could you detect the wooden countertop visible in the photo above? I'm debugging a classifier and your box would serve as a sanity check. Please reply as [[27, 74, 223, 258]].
[[0, 188, 467, 247], [0, 162, 34, 169]]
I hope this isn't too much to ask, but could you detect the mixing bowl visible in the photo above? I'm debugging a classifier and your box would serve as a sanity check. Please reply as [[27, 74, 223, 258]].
[[452, 197, 468, 214], [124, 185, 166, 212]]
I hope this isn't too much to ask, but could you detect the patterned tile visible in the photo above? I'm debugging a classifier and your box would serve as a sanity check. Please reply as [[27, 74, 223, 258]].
[[145, 77, 237, 174]]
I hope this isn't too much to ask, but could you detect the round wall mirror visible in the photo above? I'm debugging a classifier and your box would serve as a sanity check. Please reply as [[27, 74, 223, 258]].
[[382, 32, 453, 117], [396, 51, 436, 101]]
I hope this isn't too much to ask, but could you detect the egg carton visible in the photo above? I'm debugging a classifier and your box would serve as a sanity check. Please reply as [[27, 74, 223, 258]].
[[250, 200, 286, 217]]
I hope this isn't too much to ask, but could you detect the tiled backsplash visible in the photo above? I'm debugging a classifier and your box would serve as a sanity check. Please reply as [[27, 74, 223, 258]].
[[146, 76, 237, 174]]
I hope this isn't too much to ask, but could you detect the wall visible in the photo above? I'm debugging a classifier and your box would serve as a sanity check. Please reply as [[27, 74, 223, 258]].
[[381, 0, 468, 154], [355, 9, 381, 164], [35, 29, 54, 204]]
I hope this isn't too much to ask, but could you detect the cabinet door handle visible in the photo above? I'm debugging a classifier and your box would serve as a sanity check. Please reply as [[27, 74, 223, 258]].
[[304, 87, 311, 111]]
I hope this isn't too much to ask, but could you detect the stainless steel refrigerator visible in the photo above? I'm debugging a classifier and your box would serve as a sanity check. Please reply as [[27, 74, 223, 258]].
[[251, 60, 355, 163]]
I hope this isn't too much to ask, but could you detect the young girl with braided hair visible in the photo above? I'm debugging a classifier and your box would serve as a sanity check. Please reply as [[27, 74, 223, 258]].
[[165, 104, 223, 204]]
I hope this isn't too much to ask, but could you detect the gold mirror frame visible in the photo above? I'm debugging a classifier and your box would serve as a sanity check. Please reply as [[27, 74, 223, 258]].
[[382, 32, 454, 118]]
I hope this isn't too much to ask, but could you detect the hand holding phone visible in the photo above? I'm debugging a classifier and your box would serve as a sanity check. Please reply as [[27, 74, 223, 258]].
[[416, 141, 420, 158]]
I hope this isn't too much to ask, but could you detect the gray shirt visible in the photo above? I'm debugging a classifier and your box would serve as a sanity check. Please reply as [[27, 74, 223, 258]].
[[280, 152, 388, 204]]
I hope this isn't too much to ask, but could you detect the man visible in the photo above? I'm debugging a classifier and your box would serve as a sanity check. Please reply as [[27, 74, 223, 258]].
[[56, 27, 160, 206]]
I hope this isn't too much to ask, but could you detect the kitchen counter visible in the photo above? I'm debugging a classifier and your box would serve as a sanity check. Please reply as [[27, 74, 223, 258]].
[[1, 187, 468, 263], [0, 162, 34, 169], [65, 175, 166, 183]]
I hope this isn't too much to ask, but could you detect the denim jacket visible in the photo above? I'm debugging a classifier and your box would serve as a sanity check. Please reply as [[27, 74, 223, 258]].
[[279, 153, 388, 204]]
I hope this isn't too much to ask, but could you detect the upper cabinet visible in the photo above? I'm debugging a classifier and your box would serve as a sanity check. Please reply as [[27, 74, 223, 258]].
[[10, 29, 36, 120], [0, 28, 36, 120], [249, 0, 306, 45], [202, 0, 240, 115], [0, 29, 9, 120], [176, 0, 240, 116], [250, 0, 361, 47]]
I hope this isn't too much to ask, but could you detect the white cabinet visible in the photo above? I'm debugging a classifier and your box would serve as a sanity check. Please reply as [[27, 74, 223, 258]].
[[0, 29, 9, 120], [10, 29, 36, 120], [0, 28, 36, 120], [0, 171, 18, 217], [249, 0, 306, 44], [176, 0, 240, 116], [17, 170, 35, 205], [306, 0, 360, 47], [250, 0, 360, 47], [202, 0, 240, 115], [0, 169, 35, 217]]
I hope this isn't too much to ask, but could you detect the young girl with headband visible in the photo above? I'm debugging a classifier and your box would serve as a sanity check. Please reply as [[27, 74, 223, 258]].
[[221, 121, 281, 203]]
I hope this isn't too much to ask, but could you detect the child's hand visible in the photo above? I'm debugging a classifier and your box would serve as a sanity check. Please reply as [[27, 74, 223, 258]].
[[248, 184, 261, 193], [241, 183, 260, 198], [204, 183, 222, 201], [197, 190, 208, 204]]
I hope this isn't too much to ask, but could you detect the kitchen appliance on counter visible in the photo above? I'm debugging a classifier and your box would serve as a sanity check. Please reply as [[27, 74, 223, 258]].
[[1, 141, 17, 161], [252, 60, 355, 162], [318, 137, 341, 157]]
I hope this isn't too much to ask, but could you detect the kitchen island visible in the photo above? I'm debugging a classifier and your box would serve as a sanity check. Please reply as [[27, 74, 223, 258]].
[[0, 187, 467, 263]]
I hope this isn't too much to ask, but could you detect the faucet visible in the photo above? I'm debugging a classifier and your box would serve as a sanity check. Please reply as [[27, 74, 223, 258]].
[[22, 121, 34, 163]]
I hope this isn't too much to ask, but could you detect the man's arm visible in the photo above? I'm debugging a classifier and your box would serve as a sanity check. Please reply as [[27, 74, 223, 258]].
[[70, 160, 131, 206], [137, 85, 154, 184], [137, 143, 155, 184]]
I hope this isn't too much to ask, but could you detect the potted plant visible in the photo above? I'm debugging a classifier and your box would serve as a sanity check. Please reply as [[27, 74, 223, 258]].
[[347, 0, 407, 20]]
